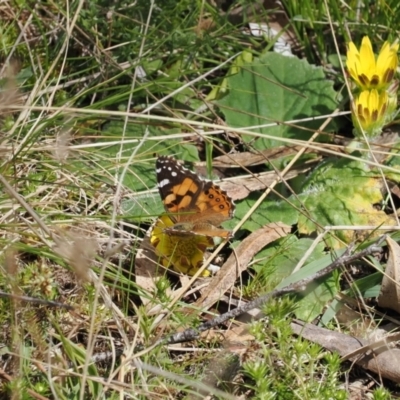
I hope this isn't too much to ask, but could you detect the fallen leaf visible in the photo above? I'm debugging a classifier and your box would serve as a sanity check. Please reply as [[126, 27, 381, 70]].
[[214, 146, 316, 167], [222, 324, 255, 343], [219, 165, 313, 201], [292, 320, 400, 383], [377, 236, 400, 313]]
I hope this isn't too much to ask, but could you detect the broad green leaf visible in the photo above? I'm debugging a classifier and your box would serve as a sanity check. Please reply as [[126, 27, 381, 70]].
[[121, 192, 162, 221], [302, 158, 376, 187], [349, 263, 383, 296], [230, 195, 298, 232], [296, 158, 395, 247], [254, 236, 338, 321], [277, 249, 345, 322], [294, 273, 338, 322], [16, 67, 33, 84], [214, 51, 338, 149], [321, 271, 383, 325], [253, 236, 325, 288], [277, 249, 346, 288], [141, 59, 163, 76]]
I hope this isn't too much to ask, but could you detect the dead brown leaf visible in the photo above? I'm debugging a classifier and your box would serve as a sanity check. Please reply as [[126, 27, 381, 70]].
[[222, 323, 254, 343], [219, 165, 313, 201], [377, 236, 400, 313], [214, 147, 314, 167], [292, 320, 400, 383]]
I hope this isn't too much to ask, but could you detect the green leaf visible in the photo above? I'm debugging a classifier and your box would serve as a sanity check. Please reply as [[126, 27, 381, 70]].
[[121, 192, 162, 221], [277, 249, 346, 288], [56, 334, 101, 397], [294, 273, 338, 322], [214, 51, 338, 149], [230, 195, 298, 232], [321, 253, 383, 325], [207, 50, 254, 100], [253, 236, 338, 321], [296, 158, 394, 247], [277, 249, 345, 322], [253, 236, 324, 285]]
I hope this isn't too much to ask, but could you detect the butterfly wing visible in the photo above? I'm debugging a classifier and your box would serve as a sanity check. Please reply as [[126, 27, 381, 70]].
[[156, 156, 205, 221], [156, 156, 235, 236]]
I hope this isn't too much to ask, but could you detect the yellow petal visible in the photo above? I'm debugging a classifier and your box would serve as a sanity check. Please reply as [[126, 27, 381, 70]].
[[369, 90, 378, 110], [346, 42, 361, 80], [377, 41, 398, 83], [359, 36, 376, 75]]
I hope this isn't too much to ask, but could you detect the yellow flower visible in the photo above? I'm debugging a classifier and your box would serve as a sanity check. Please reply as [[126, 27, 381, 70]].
[[347, 36, 398, 90], [150, 214, 214, 276], [352, 89, 388, 138]]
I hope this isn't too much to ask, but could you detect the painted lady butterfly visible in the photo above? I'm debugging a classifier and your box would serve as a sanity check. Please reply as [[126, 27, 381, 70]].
[[155, 156, 235, 238]]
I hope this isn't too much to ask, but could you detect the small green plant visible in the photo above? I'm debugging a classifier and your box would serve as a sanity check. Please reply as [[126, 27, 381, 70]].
[[242, 298, 347, 399], [372, 387, 393, 400]]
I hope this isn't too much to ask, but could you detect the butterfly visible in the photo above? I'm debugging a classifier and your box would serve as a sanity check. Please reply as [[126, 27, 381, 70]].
[[155, 156, 235, 239]]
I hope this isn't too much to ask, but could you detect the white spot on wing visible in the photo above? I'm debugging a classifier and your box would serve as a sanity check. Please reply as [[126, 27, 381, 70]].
[[158, 179, 170, 188], [171, 171, 177, 177]]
